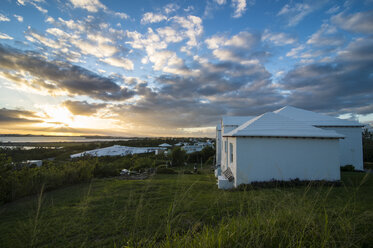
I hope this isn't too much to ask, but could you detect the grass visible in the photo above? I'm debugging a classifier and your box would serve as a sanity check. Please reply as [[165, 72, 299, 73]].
[[0, 171, 372, 248]]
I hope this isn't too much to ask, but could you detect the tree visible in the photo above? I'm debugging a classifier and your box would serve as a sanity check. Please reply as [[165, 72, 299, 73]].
[[200, 146, 215, 163], [171, 147, 186, 167]]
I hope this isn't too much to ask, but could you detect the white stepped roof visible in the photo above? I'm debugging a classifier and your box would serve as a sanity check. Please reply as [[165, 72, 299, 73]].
[[274, 106, 363, 127], [222, 116, 255, 126], [225, 112, 344, 138]]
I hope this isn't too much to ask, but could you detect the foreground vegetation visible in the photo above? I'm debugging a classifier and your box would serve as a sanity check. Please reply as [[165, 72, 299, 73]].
[[0, 171, 372, 248], [0, 145, 214, 204]]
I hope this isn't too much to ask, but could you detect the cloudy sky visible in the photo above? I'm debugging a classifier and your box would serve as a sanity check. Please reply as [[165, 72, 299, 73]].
[[0, 0, 372, 137]]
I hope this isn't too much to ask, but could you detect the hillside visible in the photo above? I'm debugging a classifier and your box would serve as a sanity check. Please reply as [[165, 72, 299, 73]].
[[0, 172, 372, 248]]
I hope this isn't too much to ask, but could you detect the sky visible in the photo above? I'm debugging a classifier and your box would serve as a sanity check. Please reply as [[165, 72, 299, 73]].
[[0, 0, 372, 137]]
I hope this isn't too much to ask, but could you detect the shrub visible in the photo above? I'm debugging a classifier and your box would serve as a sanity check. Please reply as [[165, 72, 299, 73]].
[[132, 157, 153, 170], [171, 147, 186, 167], [0, 156, 95, 204], [156, 167, 177, 174], [340, 164, 355, 171]]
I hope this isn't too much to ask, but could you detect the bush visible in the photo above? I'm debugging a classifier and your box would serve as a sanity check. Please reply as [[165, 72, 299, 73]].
[[156, 167, 177, 174], [131, 157, 153, 171], [340, 164, 355, 171], [183, 170, 193, 174], [171, 147, 186, 167], [0, 155, 95, 204]]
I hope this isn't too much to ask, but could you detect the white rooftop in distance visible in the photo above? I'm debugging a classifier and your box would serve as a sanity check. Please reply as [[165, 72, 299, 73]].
[[225, 112, 345, 138], [274, 106, 363, 127], [159, 143, 172, 147], [222, 116, 255, 126]]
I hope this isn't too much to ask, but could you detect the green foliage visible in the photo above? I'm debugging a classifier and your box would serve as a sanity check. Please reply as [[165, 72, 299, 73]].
[[363, 133, 373, 163], [171, 147, 186, 167], [156, 167, 177, 174], [132, 157, 153, 171], [340, 164, 355, 172], [0, 155, 95, 204], [187, 146, 215, 164], [0, 172, 372, 247]]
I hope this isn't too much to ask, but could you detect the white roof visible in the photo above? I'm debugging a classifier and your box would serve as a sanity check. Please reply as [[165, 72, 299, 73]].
[[224, 112, 344, 139], [222, 116, 255, 126], [70, 145, 160, 158], [159, 143, 172, 147], [274, 106, 363, 127]]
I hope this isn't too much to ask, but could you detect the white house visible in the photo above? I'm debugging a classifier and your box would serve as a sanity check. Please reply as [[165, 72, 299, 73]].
[[274, 106, 364, 170], [218, 112, 344, 189], [215, 106, 364, 189], [216, 116, 254, 177]]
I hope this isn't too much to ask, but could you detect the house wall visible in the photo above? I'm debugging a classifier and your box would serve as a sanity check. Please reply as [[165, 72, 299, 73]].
[[233, 137, 341, 187], [216, 126, 222, 166], [221, 125, 239, 171], [227, 137, 237, 181], [319, 127, 363, 170], [221, 137, 228, 171]]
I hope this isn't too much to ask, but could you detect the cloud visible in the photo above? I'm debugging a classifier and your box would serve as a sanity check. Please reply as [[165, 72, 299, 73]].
[[280, 37, 373, 113], [100, 57, 134, 70], [214, 0, 227, 5], [69, 0, 106, 12], [26, 29, 63, 50], [114, 12, 129, 19], [332, 10, 373, 34], [0, 14, 10, 22], [0, 33, 13, 40], [164, 3, 179, 14], [173, 15, 203, 47], [206, 31, 259, 50], [126, 17, 203, 73], [17, 0, 48, 13], [141, 12, 167, 24], [306, 24, 344, 47], [277, 1, 323, 26], [0, 108, 41, 124], [62, 100, 107, 115], [0, 44, 135, 101], [13, 14, 23, 22], [205, 31, 265, 65], [232, 0, 248, 18], [262, 29, 296, 46], [157, 26, 184, 43]]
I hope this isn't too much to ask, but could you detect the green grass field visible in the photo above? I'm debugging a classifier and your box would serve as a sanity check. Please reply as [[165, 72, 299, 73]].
[[0, 172, 372, 248]]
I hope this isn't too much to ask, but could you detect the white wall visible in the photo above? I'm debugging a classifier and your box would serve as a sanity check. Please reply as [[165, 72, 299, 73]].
[[216, 127, 221, 166], [320, 127, 363, 170], [231, 137, 340, 187], [221, 137, 228, 171], [227, 137, 237, 182], [221, 125, 239, 171]]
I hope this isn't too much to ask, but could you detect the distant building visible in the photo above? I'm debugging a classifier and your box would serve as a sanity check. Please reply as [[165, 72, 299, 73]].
[[22, 160, 43, 167], [181, 141, 213, 154], [70, 145, 164, 158], [159, 143, 172, 148]]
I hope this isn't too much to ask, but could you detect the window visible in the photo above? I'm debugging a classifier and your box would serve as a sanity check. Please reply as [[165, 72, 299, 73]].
[[230, 143, 233, 163], [224, 140, 228, 153]]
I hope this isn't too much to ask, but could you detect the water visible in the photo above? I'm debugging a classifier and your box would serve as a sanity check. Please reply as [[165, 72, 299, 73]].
[[0, 136, 130, 143], [0, 146, 62, 150]]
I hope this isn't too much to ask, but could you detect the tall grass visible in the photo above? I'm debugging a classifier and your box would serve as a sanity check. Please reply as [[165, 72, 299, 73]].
[[159, 187, 367, 248], [0, 173, 372, 247]]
